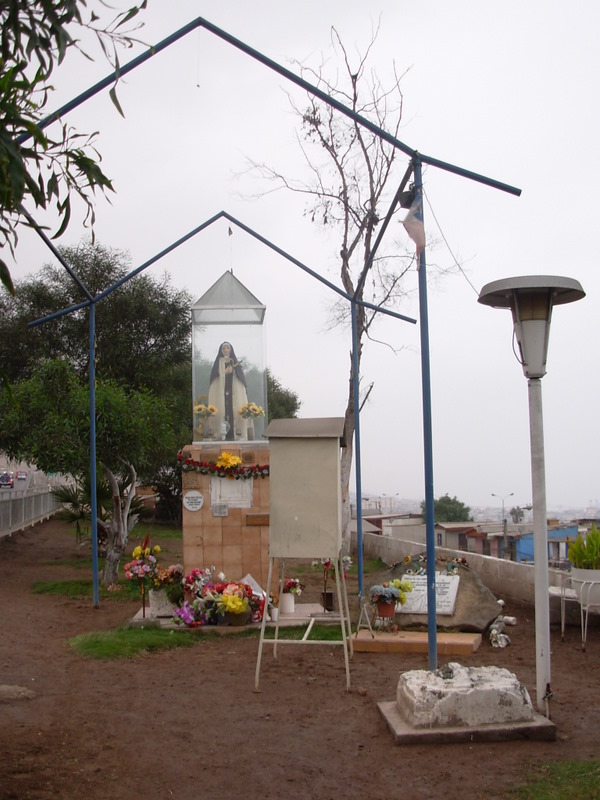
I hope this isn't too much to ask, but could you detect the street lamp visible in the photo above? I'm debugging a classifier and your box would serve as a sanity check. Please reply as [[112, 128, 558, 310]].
[[479, 276, 585, 717], [491, 491, 514, 558]]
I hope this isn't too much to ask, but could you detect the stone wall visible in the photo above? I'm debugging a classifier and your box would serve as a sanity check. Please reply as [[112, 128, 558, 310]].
[[353, 530, 566, 604]]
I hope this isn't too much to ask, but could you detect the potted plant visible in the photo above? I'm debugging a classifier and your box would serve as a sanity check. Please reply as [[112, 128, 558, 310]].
[[370, 579, 413, 619], [567, 525, 600, 605], [150, 563, 184, 617]]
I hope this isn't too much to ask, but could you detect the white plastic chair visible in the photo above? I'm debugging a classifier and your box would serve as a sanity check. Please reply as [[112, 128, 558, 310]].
[[564, 572, 600, 651]]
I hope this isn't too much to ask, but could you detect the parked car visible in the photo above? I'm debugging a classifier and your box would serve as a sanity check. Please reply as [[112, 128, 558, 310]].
[[0, 472, 14, 489], [15, 471, 27, 480]]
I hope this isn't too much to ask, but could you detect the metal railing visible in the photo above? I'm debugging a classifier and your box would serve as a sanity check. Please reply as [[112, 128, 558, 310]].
[[0, 487, 63, 538]]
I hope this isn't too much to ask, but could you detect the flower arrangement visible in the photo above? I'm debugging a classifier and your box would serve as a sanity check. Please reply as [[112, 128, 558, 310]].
[[282, 577, 305, 595], [123, 536, 162, 618], [175, 567, 265, 626], [370, 578, 413, 606], [152, 563, 185, 605], [194, 403, 217, 418], [239, 402, 265, 418], [173, 600, 204, 626], [177, 450, 269, 480], [124, 540, 161, 588]]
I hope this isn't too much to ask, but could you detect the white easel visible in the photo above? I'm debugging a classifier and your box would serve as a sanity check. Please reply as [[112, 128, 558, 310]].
[[253, 418, 353, 691]]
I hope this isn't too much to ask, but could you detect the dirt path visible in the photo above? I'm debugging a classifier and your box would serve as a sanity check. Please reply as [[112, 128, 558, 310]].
[[0, 520, 598, 800]]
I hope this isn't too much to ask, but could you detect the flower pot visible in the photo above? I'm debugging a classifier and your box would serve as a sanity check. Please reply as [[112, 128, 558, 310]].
[[224, 610, 250, 626], [321, 591, 335, 612], [270, 607, 279, 622], [376, 601, 396, 619], [280, 593, 295, 615], [570, 567, 600, 606]]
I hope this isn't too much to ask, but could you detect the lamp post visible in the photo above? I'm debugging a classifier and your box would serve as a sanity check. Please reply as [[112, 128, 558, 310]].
[[491, 491, 514, 558], [479, 276, 585, 717]]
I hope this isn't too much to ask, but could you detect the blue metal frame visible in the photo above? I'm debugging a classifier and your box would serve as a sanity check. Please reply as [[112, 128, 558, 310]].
[[20, 19, 521, 667]]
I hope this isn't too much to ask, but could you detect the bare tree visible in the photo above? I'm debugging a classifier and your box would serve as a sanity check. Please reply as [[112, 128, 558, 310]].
[[251, 27, 415, 546]]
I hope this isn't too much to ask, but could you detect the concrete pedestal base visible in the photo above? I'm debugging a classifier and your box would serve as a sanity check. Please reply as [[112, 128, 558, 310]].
[[379, 662, 556, 744]]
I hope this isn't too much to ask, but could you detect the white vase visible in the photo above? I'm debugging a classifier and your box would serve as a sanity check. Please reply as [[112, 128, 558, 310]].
[[270, 607, 279, 621], [280, 593, 295, 615]]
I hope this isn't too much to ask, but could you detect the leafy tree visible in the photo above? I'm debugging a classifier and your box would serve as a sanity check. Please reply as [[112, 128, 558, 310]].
[[0, 359, 174, 583], [0, 0, 147, 293], [0, 241, 192, 384], [420, 494, 472, 523], [253, 28, 413, 545], [266, 369, 301, 422]]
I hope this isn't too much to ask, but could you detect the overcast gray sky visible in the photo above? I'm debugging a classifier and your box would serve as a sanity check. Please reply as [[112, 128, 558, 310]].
[[9, 1, 599, 513]]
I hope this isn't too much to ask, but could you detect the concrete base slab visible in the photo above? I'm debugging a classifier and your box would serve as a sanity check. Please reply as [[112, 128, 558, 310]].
[[130, 602, 332, 630], [378, 700, 556, 744], [351, 629, 481, 655]]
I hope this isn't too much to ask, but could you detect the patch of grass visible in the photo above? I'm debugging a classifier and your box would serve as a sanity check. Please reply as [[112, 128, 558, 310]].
[[507, 760, 600, 799], [31, 578, 139, 602], [132, 524, 182, 541], [263, 623, 345, 642], [68, 621, 347, 659], [69, 626, 200, 659]]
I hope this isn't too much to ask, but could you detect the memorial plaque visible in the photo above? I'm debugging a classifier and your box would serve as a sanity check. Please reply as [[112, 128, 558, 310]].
[[210, 475, 253, 509], [183, 490, 204, 512], [398, 573, 460, 616]]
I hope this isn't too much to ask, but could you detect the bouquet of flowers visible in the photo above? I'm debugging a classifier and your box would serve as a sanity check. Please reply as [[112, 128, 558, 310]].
[[177, 567, 264, 625], [370, 578, 413, 606], [282, 577, 305, 596], [194, 403, 217, 418], [173, 600, 203, 626], [152, 563, 185, 605], [183, 566, 216, 597], [239, 402, 265, 418], [203, 581, 253, 617], [124, 540, 161, 589], [123, 536, 161, 617]]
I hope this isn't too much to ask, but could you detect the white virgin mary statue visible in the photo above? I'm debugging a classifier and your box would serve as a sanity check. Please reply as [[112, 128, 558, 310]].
[[207, 342, 251, 441]]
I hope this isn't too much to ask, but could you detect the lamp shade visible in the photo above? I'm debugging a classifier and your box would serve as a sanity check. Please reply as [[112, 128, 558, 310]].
[[478, 276, 585, 378]]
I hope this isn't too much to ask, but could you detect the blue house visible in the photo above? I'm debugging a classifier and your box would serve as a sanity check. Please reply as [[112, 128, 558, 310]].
[[514, 525, 578, 565]]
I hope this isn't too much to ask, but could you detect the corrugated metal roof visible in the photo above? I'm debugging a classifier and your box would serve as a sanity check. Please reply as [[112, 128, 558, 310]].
[[266, 417, 345, 443]]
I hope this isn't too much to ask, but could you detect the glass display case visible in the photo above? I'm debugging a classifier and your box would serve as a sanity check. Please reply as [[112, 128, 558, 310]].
[[191, 271, 267, 442]]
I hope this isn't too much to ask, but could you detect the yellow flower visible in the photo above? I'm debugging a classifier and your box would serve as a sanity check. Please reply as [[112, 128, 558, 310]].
[[222, 594, 248, 614], [132, 546, 142, 559], [153, 545, 161, 554], [216, 451, 242, 469]]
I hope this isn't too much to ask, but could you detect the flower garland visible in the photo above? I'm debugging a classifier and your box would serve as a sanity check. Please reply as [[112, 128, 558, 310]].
[[177, 450, 269, 480]]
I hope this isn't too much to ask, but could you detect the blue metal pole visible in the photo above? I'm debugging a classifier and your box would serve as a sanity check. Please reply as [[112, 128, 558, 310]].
[[89, 303, 99, 607], [413, 157, 437, 670], [351, 303, 364, 598]]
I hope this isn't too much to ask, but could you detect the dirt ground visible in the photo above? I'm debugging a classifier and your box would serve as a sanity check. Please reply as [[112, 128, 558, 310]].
[[0, 519, 599, 800]]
